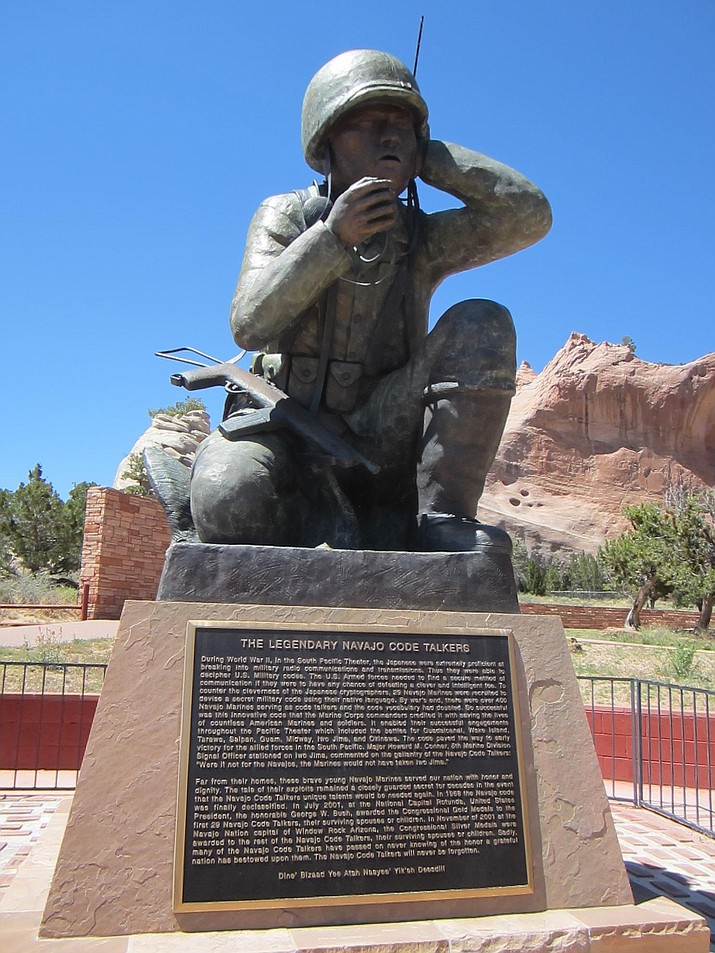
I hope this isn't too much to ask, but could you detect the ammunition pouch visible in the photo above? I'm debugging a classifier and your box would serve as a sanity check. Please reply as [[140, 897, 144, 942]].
[[326, 360, 363, 413], [258, 352, 364, 414]]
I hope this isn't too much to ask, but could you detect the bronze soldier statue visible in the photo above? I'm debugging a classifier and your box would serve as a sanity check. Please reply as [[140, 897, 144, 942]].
[[189, 49, 551, 552]]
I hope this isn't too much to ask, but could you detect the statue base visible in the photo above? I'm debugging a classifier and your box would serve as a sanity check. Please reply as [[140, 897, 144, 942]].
[[156, 541, 520, 613], [42, 601, 636, 938]]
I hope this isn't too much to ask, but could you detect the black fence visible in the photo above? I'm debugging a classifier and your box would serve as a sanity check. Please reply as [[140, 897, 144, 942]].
[[0, 661, 107, 790], [579, 676, 714, 838], [1, 662, 713, 840]]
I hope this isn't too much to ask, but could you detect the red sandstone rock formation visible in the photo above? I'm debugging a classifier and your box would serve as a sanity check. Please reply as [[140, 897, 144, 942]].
[[480, 333, 715, 554]]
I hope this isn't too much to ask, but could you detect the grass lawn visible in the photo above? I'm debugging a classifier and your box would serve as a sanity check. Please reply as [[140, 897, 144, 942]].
[[1, 623, 713, 702], [0, 637, 113, 692]]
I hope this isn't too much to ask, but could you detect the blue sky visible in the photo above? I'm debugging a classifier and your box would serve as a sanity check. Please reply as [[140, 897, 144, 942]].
[[2, 1, 713, 499]]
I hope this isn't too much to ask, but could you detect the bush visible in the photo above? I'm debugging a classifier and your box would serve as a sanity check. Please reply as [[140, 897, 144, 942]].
[[148, 397, 207, 418], [512, 540, 612, 596], [665, 641, 699, 681], [0, 573, 78, 605]]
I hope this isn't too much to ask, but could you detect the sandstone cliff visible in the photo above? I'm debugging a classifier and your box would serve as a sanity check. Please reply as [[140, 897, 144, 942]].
[[479, 333, 715, 554], [116, 337, 715, 554]]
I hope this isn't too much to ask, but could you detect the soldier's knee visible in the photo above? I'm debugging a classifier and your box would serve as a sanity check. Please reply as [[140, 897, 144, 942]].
[[426, 299, 516, 388], [190, 433, 295, 544], [433, 299, 515, 349]]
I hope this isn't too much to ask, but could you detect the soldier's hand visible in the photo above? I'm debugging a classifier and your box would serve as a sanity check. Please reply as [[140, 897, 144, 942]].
[[326, 177, 399, 247]]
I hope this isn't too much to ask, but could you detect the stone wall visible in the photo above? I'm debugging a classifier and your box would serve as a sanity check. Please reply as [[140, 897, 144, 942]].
[[520, 601, 701, 630], [80, 487, 171, 620]]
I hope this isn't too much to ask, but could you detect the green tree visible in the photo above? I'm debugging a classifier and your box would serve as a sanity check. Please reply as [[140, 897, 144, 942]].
[[567, 552, 610, 592], [511, 539, 548, 594], [2, 466, 95, 576], [120, 452, 154, 497], [61, 482, 95, 572], [600, 503, 673, 629], [0, 488, 15, 575], [7, 465, 70, 574], [661, 488, 715, 633], [510, 537, 529, 587]]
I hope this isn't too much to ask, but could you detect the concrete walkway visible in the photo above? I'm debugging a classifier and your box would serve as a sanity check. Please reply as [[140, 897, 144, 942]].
[[611, 800, 715, 948], [0, 793, 65, 899], [0, 620, 119, 648], [1, 791, 714, 949]]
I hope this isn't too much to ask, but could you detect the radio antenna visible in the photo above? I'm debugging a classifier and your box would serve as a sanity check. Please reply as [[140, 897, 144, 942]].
[[412, 15, 425, 77]]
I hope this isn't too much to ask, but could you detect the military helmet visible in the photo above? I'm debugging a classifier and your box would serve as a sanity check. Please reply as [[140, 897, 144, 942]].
[[301, 49, 429, 174]]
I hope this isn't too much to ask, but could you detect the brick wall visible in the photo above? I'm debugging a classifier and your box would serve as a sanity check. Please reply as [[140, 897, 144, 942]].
[[519, 602, 701, 630], [80, 487, 171, 620]]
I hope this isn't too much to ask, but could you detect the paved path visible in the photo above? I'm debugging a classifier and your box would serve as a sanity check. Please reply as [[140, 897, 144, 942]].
[[0, 619, 119, 647], [1, 792, 714, 948], [0, 793, 62, 897], [611, 800, 715, 948]]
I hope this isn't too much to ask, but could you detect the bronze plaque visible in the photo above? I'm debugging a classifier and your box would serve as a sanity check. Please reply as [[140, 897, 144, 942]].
[[174, 622, 532, 913]]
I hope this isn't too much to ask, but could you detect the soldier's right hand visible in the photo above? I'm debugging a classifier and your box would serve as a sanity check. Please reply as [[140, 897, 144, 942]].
[[325, 177, 399, 247]]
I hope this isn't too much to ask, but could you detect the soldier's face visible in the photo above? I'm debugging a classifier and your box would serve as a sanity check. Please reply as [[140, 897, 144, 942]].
[[328, 104, 418, 195]]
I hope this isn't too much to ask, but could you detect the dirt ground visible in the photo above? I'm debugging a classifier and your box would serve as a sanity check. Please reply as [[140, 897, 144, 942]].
[[0, 605, 81, 626]]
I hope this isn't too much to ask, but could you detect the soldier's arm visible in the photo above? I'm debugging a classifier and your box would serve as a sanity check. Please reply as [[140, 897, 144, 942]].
[[231, 196, 352, 350], [419, 140, 552, 281]]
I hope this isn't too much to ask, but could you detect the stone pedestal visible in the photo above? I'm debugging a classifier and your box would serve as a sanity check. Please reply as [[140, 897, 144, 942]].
[[41, 601, 642, 939], [156, 542, 520, 613]]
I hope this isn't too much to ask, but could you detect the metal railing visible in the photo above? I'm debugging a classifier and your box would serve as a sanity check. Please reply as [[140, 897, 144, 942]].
[[2, 661, 712, 837], [0, 661, 107, 790], [579, 676, 715, 838]]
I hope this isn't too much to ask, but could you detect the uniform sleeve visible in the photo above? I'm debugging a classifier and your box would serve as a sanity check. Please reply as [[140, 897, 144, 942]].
[[419, 140, 552, 285], [230, 194, 353, 350]]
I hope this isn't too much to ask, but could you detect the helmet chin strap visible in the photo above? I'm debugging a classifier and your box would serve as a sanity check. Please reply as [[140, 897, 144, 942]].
[[323, 148, 333, 213], [407, 177, 420, 212]]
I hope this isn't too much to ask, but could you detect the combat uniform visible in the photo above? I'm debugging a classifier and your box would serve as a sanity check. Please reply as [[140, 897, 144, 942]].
[[189, 52, 551, 550]]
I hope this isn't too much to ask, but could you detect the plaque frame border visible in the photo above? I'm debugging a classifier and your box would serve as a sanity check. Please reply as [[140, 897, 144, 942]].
[[173, 619, 534, 914]]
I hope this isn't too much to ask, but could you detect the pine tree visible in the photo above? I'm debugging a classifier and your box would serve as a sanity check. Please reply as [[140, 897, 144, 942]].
[[600, 503, 673, 629], [2, 466, 95, 576]]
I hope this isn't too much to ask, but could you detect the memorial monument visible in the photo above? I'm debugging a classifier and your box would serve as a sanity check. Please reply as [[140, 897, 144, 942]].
[[38, 48, 708, 951], [149, 48, 551, 610]]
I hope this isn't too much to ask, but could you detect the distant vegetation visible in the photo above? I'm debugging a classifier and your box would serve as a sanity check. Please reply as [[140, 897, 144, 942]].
[[512, 543, 610, 597], [515, 488, 715, 634], [0, 465, 94, 585], [148, 397, 207, 418]]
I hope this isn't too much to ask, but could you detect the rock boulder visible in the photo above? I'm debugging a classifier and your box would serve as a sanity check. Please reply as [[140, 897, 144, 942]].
[[114, 410, 210, 492]]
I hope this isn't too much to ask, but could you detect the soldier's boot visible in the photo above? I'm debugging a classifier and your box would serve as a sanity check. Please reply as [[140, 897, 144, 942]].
[[416, 385, 513, 555]]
